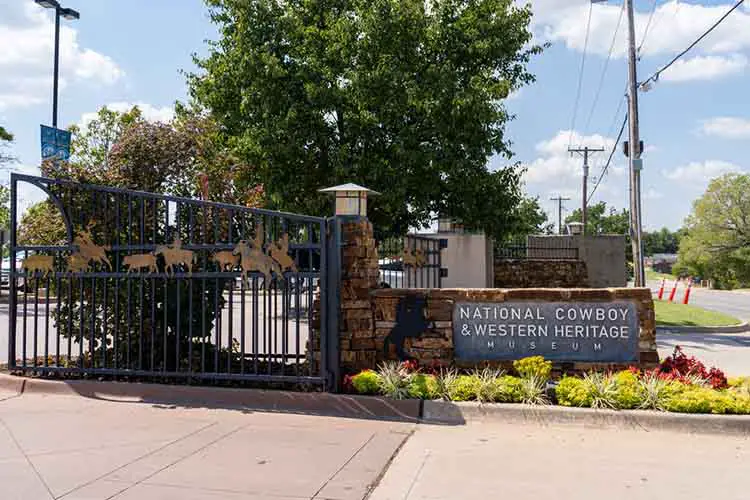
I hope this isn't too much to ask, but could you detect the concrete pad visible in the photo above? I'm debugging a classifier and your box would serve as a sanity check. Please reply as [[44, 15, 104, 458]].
[[0, 392, 413, 500], [143, 421, 390, 498], [369, 421, 750, 500], [0, 458, 53, 500], [111, 482, 306, 499]]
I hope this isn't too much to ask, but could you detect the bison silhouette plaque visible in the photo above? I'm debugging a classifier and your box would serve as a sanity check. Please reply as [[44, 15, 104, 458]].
[[384, 295, 434, 360]]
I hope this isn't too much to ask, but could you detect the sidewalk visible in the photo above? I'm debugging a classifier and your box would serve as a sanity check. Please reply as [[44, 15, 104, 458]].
[[369, 419, 750, 500], [0, 389, 413, 500]]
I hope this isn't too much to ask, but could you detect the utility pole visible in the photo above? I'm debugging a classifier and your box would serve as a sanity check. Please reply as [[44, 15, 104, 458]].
[[568, 146, 604, 235], [550, 196, 571, 235], [625, 0, 645, 287]]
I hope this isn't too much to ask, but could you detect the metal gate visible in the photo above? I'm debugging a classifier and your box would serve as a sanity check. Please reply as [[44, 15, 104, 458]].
[[377, 234, 446, 289], [7, 173, 338, 389]]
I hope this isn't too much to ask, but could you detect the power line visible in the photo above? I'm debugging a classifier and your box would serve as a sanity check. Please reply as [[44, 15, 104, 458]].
[[568, 1, 594, 148], [587, 112, 628, 204], [636, 0, 660, 57], [583, 0, 625, 136], [641, 0, 745, 88]]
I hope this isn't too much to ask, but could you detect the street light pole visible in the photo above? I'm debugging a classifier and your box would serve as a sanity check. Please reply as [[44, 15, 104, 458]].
[[35, 0, 80, 129], [52, 8, 60, 128]]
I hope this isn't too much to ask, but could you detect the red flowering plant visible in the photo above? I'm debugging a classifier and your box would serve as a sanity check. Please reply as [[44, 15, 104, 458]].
[[651, 346, 728, 390]]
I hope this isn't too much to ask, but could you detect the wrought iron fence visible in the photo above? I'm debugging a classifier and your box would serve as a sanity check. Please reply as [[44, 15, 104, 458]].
[[377, 235, 445, 289], [8, 173, 334, 388], [495, 239, 579, 260]]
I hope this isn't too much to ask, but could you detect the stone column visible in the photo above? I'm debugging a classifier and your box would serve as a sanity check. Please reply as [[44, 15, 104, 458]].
[[338, 218, 380, 373]]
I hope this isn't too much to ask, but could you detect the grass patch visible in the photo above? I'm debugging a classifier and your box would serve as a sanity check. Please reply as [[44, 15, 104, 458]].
[[655, 300, 742, 328], [646, 267, 675, 281]]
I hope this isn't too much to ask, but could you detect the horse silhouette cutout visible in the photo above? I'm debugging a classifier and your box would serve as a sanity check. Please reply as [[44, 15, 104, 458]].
[[212, 250, 240, 271], [73, 229, 112, 270], [384, 295, 434, 361], [267, 233, 297, 273], [154, 238, 195, 275], [122, 253, 158, 273], [233, 237, 279, 284], [22, 255, 55, 278], [67, 252, 89, 273]]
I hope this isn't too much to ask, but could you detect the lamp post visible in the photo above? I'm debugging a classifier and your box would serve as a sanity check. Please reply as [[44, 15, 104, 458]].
[[318, 183, 380, 218], [34, 0, 80, 128]]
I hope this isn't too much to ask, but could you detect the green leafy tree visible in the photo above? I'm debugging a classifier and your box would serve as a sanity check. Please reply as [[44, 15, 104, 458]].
[[188, 0, 542, 239], [642, 227, 682, 256], [0, 125, 15, 167], [565, 202, 629, 236], [504, 196, 553, 240], [675, 173, 750, 289]]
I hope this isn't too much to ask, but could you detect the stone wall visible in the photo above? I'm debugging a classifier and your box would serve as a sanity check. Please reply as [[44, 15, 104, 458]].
[[370, 288, 658, 373], [494, 259, 589, 288]]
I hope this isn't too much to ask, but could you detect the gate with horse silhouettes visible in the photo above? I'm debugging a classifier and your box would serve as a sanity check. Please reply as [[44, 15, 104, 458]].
[[7, 173, 340, 389]]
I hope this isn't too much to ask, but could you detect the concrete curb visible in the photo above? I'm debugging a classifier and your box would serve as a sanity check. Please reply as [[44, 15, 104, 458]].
[[0, 373, 422, 422], [422, 400, 750, 435], [4, 374, 750, 435], [657, 322, 749, 334]]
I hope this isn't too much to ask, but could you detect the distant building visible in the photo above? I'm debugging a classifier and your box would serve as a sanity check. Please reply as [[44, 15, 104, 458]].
[[645, 253, 678, 274]]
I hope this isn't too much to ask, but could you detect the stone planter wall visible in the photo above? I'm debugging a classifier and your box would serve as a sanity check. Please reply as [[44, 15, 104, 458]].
[[494, 259, 589, 288]]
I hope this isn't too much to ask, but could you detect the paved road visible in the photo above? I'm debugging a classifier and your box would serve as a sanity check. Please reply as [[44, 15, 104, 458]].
[[647, 280, 750, 321], [0, 390, 412, 500], [370, 420, 750, 500]]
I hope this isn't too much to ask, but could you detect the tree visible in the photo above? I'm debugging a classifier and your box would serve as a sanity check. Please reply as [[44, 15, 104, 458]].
[[188, 0, 542, 239], [642, 227, 682, 256], [504, 196, 554, 240], [565, 202, 629, 236], [0, 125, 15, 167], [675, 173, 750, 289]]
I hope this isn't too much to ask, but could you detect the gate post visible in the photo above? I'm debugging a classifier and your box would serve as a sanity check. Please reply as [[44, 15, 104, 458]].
[[319, 184, 381, 390], [323, 217, 341, 391]]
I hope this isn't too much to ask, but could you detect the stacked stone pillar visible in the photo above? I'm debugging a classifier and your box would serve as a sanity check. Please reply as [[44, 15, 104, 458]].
[[338, 219, 380, 373]]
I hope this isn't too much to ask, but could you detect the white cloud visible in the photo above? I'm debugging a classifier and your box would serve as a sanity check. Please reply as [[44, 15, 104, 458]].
[[700, 116, 750, 139], [659, 54, 747, 82], [79, 102, 175, 127], [0, 2, 124, 110], [644, 188, 663, 200], [663, 160, 744, 184], [524, 129, 618, 185], [529, 0, 750, 60]]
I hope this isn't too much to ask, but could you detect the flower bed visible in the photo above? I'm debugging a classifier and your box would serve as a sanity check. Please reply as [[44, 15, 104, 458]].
[[345, 348, 750, 415]]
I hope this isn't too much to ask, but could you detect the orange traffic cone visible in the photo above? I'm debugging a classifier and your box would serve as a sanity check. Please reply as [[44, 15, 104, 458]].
[[657, 278, 666, 300], [683, 279, 693, 305], [668, 279, 679, 302]]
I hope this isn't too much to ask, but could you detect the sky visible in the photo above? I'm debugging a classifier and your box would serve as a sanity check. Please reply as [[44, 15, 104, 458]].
[[1, 0, 749, 231]]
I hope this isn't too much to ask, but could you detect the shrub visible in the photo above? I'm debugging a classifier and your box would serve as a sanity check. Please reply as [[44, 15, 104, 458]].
[[408, 373, 439, 399], [638, 373, 684, 411], [376, 362, 412, 400], [474, 367, 505, 403], [351, 370, 380, 395], [494, 375, 524, 403], [513, 356, 552, 381], [658, 346, 728, 389], [582, 372, 618, 409], [448, 375, 481, 402], [434, 368, 460, 401], [612, 370, 646, 409], [556, 376, 592, 407], [518, 375, 549, 405]]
